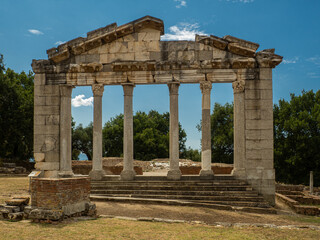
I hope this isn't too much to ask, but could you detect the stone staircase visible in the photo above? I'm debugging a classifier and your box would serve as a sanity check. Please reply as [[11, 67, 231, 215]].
[[90, 175, 276, 214]]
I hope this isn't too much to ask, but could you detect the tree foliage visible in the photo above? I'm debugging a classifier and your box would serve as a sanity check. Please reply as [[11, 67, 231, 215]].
[[0, 55, 34, 166], [197, 102, 234, 164], [72, 110, 187, 160], [72, 122, 93, 160], [274, 90, 320, 185], [102, 110, 187, 161]]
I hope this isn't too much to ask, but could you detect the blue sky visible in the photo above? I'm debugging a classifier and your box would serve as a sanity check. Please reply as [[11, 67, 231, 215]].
[[1, 0, 320, 150]]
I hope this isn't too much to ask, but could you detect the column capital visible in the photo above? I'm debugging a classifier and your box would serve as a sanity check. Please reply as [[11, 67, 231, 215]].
[[167, 81, 180, 95], [59, 85, 73, 97], [92, 84, 104, 97], [232, 80, 245, 93], [122, 83, 135, 96], [200, 81, 212, 95]]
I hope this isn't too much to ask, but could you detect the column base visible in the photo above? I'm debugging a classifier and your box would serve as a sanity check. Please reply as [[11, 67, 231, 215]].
[[58, 171, 74, 178], [199, 169, 214, 179], [120, 170, 135, 181], [167, 169, 181, 180], [231, 168, 246, 179], [89, 169, 106, 180]]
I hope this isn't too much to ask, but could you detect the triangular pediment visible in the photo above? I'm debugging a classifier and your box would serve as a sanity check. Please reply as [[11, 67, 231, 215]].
[[47, 16, 164, 63]]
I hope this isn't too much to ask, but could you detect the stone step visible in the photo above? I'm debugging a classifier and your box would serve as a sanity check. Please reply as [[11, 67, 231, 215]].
[[93, 194, 269, 208], [91, 180, 248, 186], [100, 175, 235, 181], [90, 189, 259, 196], [94, 193, 265, 202], [91, 185, 252, 191], [90, 195, 276, 214], [276, 190, 303, 195]]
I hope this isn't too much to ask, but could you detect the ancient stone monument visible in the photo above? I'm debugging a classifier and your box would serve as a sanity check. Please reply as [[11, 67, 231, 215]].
[[31, 16, 282, 205]]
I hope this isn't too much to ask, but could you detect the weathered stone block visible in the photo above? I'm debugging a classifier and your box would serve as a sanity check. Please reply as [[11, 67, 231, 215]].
[[245, 100, 273, 110], [35, 162, 59, 171], [108, 41, 129, 53], [45, 151, 60, 162], [100, 53, 134, 63], [245, 89, 272, 100], [246, 139, 273, 150], [137, 28, 160, 41], [245, 80, 272, 90], [34, 115, 46, 125], [45, 96, 60, 106], [246, 120, 273, 130], [46, 115, 60, 125], [245, 129, 273, 140], [34, 74, 46, 86], [135, 51, 150, 61], [149, 51, 161, 61], [246, 149, 273, 160], [199, 51, 213, 60], [246, 159, 274, 169], [44, 85, 60, 96], [34, 96, 46, 106], [35, 106, 60, 115], [246, 109, 273, 120], [34, 153, 45, 162], [177, 51, 195, 61], [34, 125, 59, 135], [259, 68, 272, 80]]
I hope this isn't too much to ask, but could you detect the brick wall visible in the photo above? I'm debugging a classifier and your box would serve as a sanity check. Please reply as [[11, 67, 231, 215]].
[[30, 177, 90, 209]]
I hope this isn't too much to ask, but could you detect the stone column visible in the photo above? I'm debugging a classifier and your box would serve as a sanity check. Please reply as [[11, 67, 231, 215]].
[[199, 81, 214, 179], [120, 83, 135, 180], [232, 78, 246, 178], [59, 85, 74, 177], [89, 84, 105, 180], [167, 82, 181, 180]]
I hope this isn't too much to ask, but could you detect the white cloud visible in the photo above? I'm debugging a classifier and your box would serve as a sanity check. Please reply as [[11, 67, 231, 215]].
[[175, 0, 187, 8], [307, 56, 320, 66], [161, 23, 206, 41], [283, 57, 299, 64], [28, 29, 43, 35], [307, 72, 320, 79], [72, 95, 93, 107], [55, 41, 66, 45]]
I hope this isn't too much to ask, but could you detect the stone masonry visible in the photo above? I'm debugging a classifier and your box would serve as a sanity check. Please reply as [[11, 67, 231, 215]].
[[31, 16, 282, 205]]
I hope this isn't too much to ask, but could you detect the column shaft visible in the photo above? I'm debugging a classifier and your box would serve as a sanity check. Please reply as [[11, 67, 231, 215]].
[[232, 79, 246, 178], [121, 83, 135, 180], [89, 84, 105, 180], [167, 82, 181, 180], [59, 85, 73, 177], [200, 81, 214, 179]]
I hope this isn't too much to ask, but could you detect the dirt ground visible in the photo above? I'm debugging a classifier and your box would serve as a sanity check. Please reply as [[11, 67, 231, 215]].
[[94, 200, 320, 226]]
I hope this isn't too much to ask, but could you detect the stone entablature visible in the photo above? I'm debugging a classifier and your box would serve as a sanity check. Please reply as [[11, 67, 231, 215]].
[[32, 16, 282, 205]]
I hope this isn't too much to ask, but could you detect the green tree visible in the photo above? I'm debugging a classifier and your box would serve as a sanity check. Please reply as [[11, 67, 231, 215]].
[[72, 122, 93, 160], [181, 147, 201, 162], [197, 102, 234, 164], [0, 55, 34, 166], [274, 90, 320, 186], [102, 110, 187, 160]]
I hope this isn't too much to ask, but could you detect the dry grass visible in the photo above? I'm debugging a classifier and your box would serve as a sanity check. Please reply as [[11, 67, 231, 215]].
[[0, 176, 319, 239], [0, 218, 319, 240], [0, 176, 29, 204]]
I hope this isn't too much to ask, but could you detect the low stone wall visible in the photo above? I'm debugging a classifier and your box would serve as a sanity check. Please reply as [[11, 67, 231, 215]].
[[179, 165, 233, 175], [29, 177, 96, 221], [72, 161, 143, 175], [0, 163, 26, 174]]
